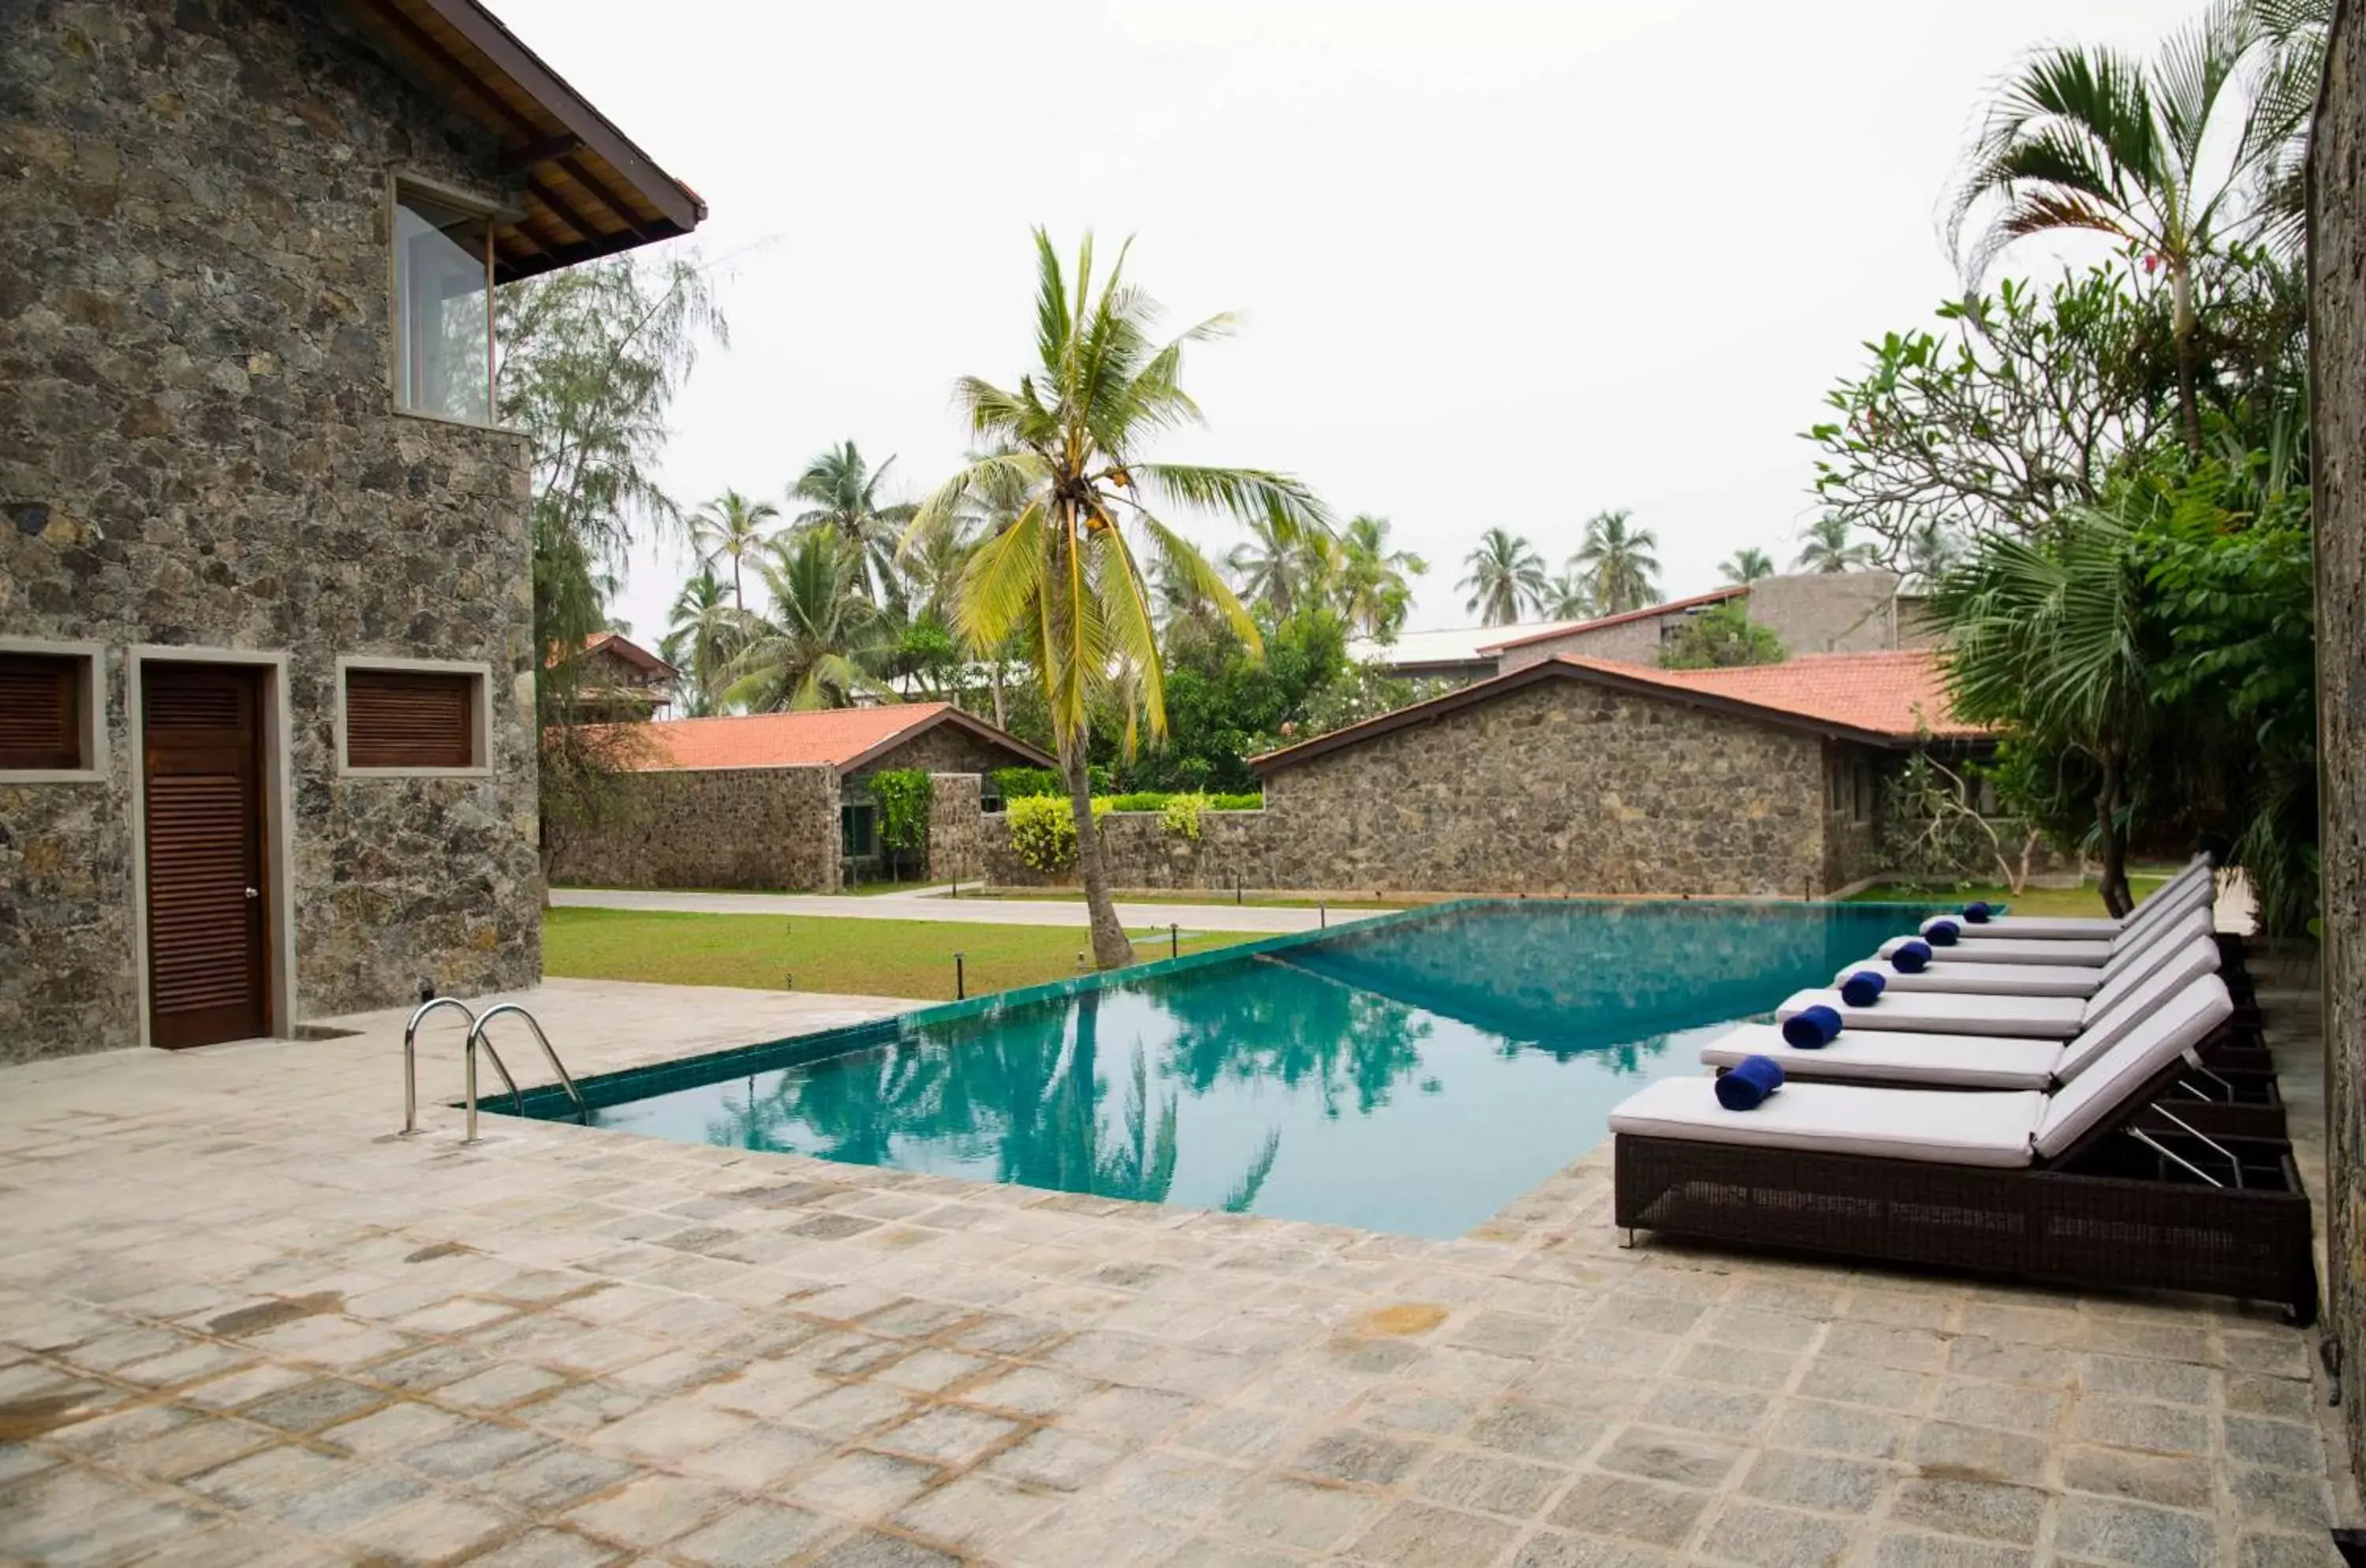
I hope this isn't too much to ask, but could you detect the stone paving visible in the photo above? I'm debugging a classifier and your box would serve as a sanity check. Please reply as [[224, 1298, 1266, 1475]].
[[0, 974, 2350, 1566], [550, 886, 1396, 935]]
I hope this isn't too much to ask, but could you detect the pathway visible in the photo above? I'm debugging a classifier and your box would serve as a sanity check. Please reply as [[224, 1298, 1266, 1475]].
[[553, 885, 1394, 935]]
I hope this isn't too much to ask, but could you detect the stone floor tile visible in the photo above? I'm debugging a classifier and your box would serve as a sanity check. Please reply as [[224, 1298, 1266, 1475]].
[[2080, 1351, 2215, 1405], [2061, 1443, 2215, 1510], [1635, 1380, 1770, 1440], [1887, 1477, 2047, 1546], [477, 1443, 643, 1514], [874, 1403, 1021, 1467], [1694, 1499, 1860, 1568], [1221, 1475, 1386, 1552], [1171, 1402, 1308, 1462], [320, 1397, 472, 1458], [1468, 1398, 1610, 1463], [983, 1424, 1121, 1491], [2230, 1462, 2337, 1532], [2225, 1413, 2329, 1473], [789, 1448, 938, 1518], [457, 1526, 625, 1568], [0, 1465, 215, 1565], [1737, 1448, 1890, 1514], [1547, 1472, 1707, 1547], [353, 1491, 518, 1563], [1946, 1335, 2076, 1388], [1868, 1527, 2036, 1568], [438, 1361, 573, 1409], [1764, 1396, 1908, 1461], [1062, 1383, 1198, 1444], [2236, 1531, 2349, 1567], [890, 1472, 1060, 1551], [111, 1414, 278, 1481], [1591, 1428, 1745, 1491], [959, 1363, 1098, 1419], [1670, 1343, 1797, 1393], [1906, 1420, 2051, 1486], [2066, 1394, 2211, 1455], [1163, 1539, 1315, 1568], [180, 1362, 316, 1409], [242, 1376, 390, 1432], [1817, 1321, 1948, 1374], [182, 1441, 353, 1508], [562, 1471, 733, 1547], [1928, 1378, 2066, 1435], [1347, 1500, 1521, 1567], [668, 1500, 838, 1566], [267, 1462, 433, 1536], [786, 1381, 917, 1441], [585, 1397, 752, 1464], [1509, 1525, 1678, 1568], [1413, 1449, 1565, 1517], [2051, 1494, 2216, 1568], [1289, 1426, 1431, 1486], [398, 1417, 551, 1480], [1793, 1360, 1930, 1413], [674, 1421, 827, 1490]]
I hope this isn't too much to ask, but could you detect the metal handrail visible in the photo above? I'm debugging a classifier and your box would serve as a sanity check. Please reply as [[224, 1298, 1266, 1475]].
[[401, 996, 522, 1134], [463, 1003, 588, 1143]]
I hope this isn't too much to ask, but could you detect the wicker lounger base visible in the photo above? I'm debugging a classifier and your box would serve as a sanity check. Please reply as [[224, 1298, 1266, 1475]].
[[1614, 1133, 2318, 1324]]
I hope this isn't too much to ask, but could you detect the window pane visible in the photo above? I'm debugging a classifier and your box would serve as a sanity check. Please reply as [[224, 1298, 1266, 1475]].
[[396, 193, 491, 421]]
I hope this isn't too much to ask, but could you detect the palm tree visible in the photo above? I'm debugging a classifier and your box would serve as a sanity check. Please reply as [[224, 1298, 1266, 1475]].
[[1570, 509, 1660, 614], [1719, 547, 1777, 584], [1794, 515, 1876, 573], [909, 230, 1327, 968], [659, 565, 747, 718], [1226, 513, 1327, 619], [790, 441, 917, 608], [1928, 512, 2150, 914], [724, 532, 897, 711], [1332, 515, 1427, 639], [1542, 569, 1595, 621], [1459, 528, 1546, 625], [1946, 1, 2317, 452], [687, 489, 779, 612], [1902, 520, 1960, 588]]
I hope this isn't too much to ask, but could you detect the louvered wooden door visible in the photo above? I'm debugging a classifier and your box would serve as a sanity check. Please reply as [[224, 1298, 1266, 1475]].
[[143, 665, 269, 1048]]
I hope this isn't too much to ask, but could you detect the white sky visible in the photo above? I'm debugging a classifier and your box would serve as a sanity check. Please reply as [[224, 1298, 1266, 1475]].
[[492, 0, 2191, 642]]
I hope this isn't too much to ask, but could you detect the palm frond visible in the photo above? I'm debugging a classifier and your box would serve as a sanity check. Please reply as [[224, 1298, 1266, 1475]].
[[1134, 463, 1332, 539]]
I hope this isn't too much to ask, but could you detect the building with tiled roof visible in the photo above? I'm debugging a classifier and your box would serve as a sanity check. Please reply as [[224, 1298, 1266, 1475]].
[[599, 704, 1052, 774]]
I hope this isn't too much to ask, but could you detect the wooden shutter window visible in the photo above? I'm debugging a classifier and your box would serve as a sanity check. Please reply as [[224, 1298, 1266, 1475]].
[[345, 669, 478, 769], [0, 653, 85, 771]]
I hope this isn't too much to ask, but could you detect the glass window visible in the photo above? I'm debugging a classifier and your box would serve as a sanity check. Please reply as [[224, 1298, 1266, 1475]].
[[395, 189, 492, 422], [841, 803, 877, 858]]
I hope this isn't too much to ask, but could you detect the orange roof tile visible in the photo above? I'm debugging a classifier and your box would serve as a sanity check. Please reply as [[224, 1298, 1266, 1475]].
[[592, 704, 1052, 772], [1553, 649, 1981, 740], [1477, 586, 1748, 652]]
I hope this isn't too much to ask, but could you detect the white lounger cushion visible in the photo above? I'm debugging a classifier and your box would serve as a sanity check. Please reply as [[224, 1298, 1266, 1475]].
[[1951, 862, 2214, 942], [1700, 1025, 2064, 1089], [1855, 909, 2216, 999], [1778, 987, 2084, 1039], [1608, 1078, 2043, 1167], [1878, 934, 2114, 967], [2032, 973, 2233, 1155]]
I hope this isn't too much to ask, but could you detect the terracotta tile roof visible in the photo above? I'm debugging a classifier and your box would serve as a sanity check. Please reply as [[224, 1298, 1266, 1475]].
[[545, 631, 678, 676], [598, 704, 1054, 772], [1554, 648, 1980, 740], [1478, 586, 1748, 652], [1251, 647, 1981, 775]]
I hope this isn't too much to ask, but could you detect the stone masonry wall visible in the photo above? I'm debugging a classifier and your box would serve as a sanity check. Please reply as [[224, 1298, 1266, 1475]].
[[842, 721, 1040, 789], [554, 767, 842, 893], [0, 0, 543, 1059], [984, 679, 1830, 896], [927, 774, 984, 884], [1748, 573, 1918, 654], [2312, 0, 2365, 1479]]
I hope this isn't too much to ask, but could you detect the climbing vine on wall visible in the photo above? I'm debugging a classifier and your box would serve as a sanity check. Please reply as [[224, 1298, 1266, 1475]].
[[869, 769, 932, 856]]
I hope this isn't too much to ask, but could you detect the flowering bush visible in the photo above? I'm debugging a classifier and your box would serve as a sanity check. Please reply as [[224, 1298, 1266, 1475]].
[[1006, 795, 1111, 873]]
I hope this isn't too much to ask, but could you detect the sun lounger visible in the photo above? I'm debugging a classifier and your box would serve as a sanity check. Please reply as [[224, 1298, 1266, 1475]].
[[1849, 909, 2215, 998], [1879, 869, 2215, 966], [1782, 933, 2220, 1040], [1613, 973, 2316, 1322], [1942, 858, 2214, 943]]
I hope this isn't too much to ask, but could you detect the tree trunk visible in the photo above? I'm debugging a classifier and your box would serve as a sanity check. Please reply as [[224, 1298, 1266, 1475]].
[[2170, 265, 2204, 457], [1064, 735, 1134, 968], [2095, 753, 2133, 918]]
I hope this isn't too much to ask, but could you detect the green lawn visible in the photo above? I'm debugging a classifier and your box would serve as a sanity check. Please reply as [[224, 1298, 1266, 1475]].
[[935, 887, 1405, 911], [1846, 872, 2172, 918], [543, 906, 1256, 1000]]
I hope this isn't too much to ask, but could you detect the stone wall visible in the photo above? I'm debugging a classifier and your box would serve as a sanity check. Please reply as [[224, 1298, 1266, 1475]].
[[843, 720, 1040, 787], [0, 0, 542, 1060], [1496, 614, 1674, 672], [927, 774, 984, 883], [2312, 0, 2365, 1478], [554, 767, 842, 893], [985, 678, 1831, 896], [1748, 572, 1926, 654]]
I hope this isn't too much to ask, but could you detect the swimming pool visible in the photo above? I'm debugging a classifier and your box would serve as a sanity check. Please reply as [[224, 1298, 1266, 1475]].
[[497, 899, 1930, 1238]]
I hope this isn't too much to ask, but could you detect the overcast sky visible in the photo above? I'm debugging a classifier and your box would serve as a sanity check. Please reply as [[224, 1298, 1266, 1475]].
[[494, 0, 2192, 643]]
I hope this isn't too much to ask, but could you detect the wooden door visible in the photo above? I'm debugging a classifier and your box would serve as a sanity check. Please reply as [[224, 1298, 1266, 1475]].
[[143, 664, 269, 1048]]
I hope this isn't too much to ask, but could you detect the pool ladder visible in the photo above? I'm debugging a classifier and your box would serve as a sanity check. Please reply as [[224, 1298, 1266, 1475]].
[[400, 998, 588, 1144]]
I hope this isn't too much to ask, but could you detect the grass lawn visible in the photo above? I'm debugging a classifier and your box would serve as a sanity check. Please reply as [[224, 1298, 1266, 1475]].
[[1846, 872, 2172, 918], [543, 906, 1258, 1001], [936, 887, 1404, 911]]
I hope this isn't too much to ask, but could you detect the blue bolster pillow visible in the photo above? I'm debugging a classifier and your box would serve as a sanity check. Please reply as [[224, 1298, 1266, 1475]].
[[1923, 917, 1961, 946], [1715, 1053, 1785, 1111], [1963, 900, 1993, 924], [1780, 1004, 1842, 1049], [1891, 939, 1933, 974], [1840, 969, 1886, 1008]]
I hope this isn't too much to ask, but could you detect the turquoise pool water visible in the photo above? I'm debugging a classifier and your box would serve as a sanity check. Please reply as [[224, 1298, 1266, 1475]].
[[502, 900, 1925, 1238]]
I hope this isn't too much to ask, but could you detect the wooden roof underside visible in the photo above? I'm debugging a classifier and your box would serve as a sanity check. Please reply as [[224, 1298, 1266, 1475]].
[[339, 0, 704, 281]]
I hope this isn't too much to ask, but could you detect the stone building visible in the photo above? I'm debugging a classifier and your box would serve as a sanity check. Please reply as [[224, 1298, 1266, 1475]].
[[0, 0, 702, 1060], [2311, 0, 2366, 1490], [981, 648, 1987, 898], [555, 704, 1054, 891], [1487, 573, 1937, 674], [550, 632, 680, 723]]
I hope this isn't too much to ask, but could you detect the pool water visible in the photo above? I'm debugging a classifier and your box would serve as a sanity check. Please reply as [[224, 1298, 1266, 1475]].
[[508, 900, 1925, 1238]]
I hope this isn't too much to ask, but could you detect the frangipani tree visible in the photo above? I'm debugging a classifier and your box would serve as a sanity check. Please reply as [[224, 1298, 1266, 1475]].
[[909, 230, 1329, 967]]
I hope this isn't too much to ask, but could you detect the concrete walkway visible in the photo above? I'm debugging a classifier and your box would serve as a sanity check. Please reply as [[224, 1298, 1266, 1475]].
[[553, 886, 1395, 935]]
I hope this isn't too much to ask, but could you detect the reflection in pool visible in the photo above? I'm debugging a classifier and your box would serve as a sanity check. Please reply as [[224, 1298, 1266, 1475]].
[[528, 900, 1925, 1238]]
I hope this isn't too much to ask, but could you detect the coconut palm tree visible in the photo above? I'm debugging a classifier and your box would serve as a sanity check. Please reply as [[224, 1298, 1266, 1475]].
[[724, 531, 897, 711], [1225, 513, 1328, 619], [908, 230, 1327, 968], [687, 489, 779, 613], [790, 441, 917, 608], [1902, 520, 1961, 588], [1459, 528, 1546, 626], [1719, 547, 1777, 584], [659, 565, 747, 718], [1332, 514, 1427, 639], [1946, 0, 2318, 452], [1542, 569, 1595, 621], [1794, 515, 1877, 573], [1570, 509, 1661, 614]]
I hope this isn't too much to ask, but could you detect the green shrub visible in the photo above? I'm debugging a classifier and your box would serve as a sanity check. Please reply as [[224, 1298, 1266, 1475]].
[[1207, 792, 1262, 811], [991, 766, 1064, 803], [1101, 791, 1170, 812], [1659, 601, 1787, 670], [1005, 795, 1110, 873], [1159, 793, 1207, 841], [868, 769, 931, 853]]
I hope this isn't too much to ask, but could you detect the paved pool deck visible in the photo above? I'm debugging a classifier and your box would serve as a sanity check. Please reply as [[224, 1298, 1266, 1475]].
[[0, 969, 2351, 1566], [550, 887, 1396, 936]]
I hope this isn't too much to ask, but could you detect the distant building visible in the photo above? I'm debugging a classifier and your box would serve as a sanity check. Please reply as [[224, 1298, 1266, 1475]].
[[551, 633, 679, 723]]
